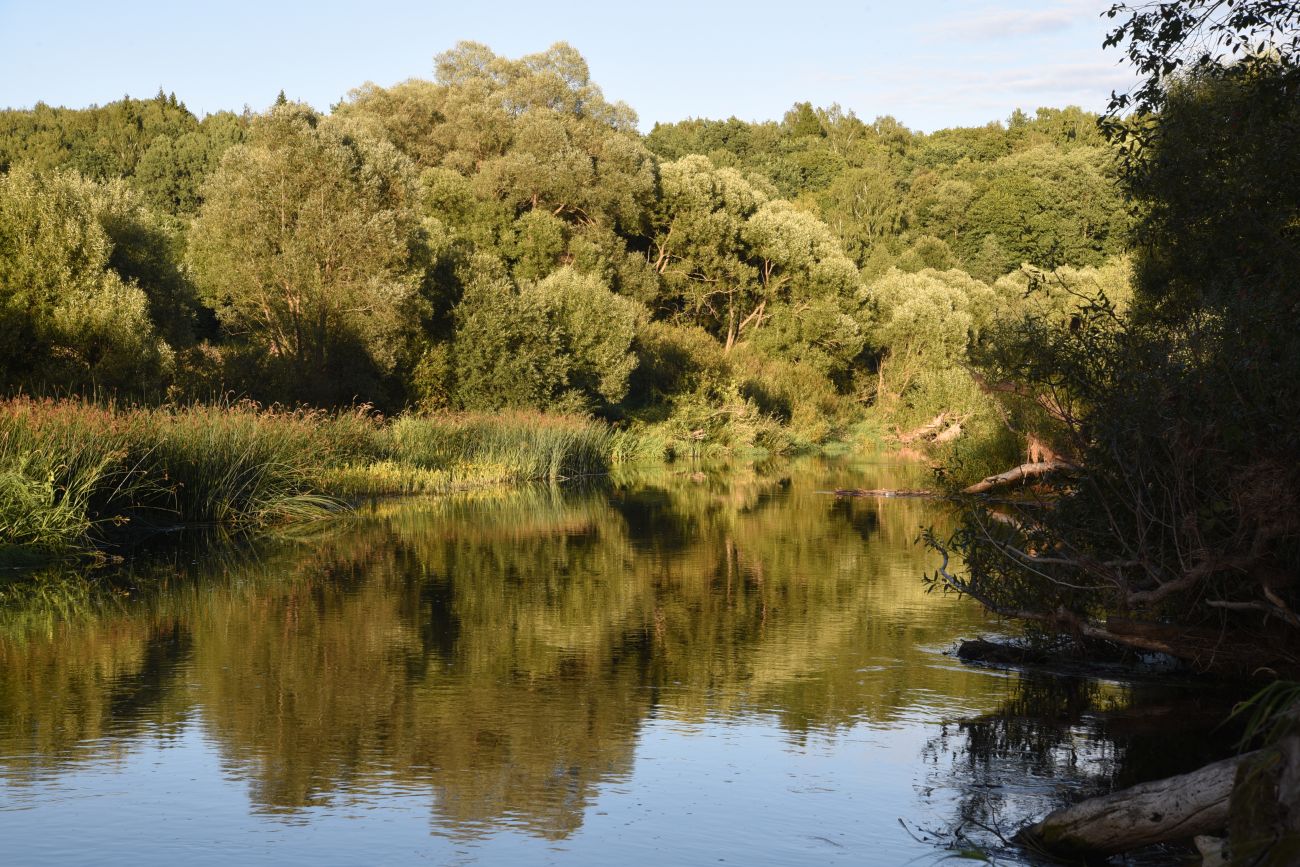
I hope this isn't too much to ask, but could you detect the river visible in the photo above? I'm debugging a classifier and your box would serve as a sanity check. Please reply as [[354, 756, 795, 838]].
[[0, 459, 1234, 864]]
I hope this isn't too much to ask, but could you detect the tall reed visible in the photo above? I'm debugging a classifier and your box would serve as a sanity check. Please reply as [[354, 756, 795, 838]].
[[0, 399, 658, 558], [0, 398, 343, 554], [382, 412, 615, 483]]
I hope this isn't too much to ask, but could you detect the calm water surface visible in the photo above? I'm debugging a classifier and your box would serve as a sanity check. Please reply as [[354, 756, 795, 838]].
[[0, 460, 1231, 865]]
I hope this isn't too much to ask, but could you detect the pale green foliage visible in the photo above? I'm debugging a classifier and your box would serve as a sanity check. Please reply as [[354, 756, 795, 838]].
[[653, 155, 864, 376], [864, 267, 1015, 471], [452, 265, 641, 412], [507, 209, 569, 281], [340, 42, 656, 234], [91, 179, 200, 347], [50, 278, 169, 388], [743, 199, 866, 378], [188, 104, 425, 402], [653, 155, 765, 344], [815, 161, 908, 265], [867, 267, 995, 400], [992, 258, 1134, 325], [896, 235, 958, 273], [969, 234, 1018, 282], [0, 167, 166, 391], [418, 166, 514, 252]]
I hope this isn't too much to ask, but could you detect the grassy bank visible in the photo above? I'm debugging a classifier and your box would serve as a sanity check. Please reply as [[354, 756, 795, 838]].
[[0, 398, 655, 560], [323, 411, 661, 497]]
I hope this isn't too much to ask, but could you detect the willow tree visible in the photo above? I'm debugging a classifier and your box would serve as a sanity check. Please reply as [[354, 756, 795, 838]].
[[188, 104, 426, 403], [0, 167, 166, 391], [651, 156, 766, 350], [451, 265, 641, 413], [650, 156, 865, 379], [337, 43, 658, 286]]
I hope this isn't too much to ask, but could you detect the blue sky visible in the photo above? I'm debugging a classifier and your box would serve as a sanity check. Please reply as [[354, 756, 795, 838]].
[[0, 0, 1135, 132]]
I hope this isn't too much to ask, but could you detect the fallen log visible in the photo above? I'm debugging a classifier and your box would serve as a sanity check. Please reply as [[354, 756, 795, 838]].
[[963, 459, 1079, 495], [831, 488, 938, 499], [898, 413, 948, 444], [1016, 751, 1253, 858], [931, 547, 1300, 675], [933, 421, 963, 444], [955, 638, 1048, 665]]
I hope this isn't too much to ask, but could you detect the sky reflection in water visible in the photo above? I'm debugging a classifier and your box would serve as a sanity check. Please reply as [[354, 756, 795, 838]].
[[0, 459, 1229, 865]]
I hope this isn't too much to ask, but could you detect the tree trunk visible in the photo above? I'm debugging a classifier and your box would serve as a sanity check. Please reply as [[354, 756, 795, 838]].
[[1226, 708, 1300, 865], [1016, 752, 1252, 858], [963, 460, 1078, 494], [898, 413, 947, 444]]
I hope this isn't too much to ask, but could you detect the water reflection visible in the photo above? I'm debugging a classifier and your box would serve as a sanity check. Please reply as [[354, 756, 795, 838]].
[[0, 459, 1231, 864], [919, 673, 1238, 861]]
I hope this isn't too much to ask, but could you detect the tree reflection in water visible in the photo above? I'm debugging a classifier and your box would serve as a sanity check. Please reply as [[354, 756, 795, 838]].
[[920, 670, 1240, 861], [0, 459, 1240, 861]]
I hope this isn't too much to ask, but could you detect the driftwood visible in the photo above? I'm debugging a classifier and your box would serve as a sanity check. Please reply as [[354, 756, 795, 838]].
[[1017, 752, 1254, 857], [832, 488, 937, 499], [897, 413, 948, 444], [933, 421, 963, 444], [955, 638, 1048, 665], [932, 547, 1300, 674], [963, 459, 1078, 495]]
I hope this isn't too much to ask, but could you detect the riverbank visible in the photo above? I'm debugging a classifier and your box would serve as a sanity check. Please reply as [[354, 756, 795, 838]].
[[0, 398, 668, 562]]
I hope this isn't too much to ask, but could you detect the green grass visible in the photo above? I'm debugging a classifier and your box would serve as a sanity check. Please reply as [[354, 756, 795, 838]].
[[0, 400, 668, 559], [384, 411, 615, 482], [0, 398, 348, 556]]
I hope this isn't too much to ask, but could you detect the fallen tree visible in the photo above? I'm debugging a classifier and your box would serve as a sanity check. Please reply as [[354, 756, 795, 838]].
[[928, 544, 1300, 675], [1015, 698, 1300, 864], [832, 488, 937, 499], [962, 459, 1078, 495], [897, 413, 949, 444], [1016, 751, 1250, 857]]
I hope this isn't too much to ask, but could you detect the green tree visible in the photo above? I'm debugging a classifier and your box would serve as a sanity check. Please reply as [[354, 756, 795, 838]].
[[962, 146, 1123, 269], [649, 156, 864, 377], [0, 167, 166, 391], [187, 104, 425, 403], [866, 267, 994, 403], [451, 264, 640, 413], [339, 42, 657, 236], [816, 161, 909, 268], [650, 156, 766, 348], [132, 111, 247, 215], [0, 93, 197, 181]]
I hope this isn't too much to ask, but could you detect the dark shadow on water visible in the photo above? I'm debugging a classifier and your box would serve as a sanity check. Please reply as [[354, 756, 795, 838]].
[[919, 669, 1245, 863]]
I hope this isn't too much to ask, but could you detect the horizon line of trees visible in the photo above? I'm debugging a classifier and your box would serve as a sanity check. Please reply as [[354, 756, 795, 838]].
[[0, 41, 1131, 456]]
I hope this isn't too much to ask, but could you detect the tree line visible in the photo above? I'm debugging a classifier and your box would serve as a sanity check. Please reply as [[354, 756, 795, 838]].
[[0, 42, 1131, 456]]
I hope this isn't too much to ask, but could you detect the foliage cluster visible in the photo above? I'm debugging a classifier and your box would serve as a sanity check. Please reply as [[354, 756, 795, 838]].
[[0, 41, 1135, 464], [934, 15, 1300, 674]]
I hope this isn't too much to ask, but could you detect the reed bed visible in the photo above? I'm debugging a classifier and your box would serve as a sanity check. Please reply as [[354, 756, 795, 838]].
[[0, 399, 661, 559], [385, 412, 613, 481], [0, 398, 348, 555]]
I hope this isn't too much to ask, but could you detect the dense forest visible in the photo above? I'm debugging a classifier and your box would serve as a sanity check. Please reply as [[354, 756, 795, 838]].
[[0, 42, 1131, 466], [3, 2, 1300, 859]]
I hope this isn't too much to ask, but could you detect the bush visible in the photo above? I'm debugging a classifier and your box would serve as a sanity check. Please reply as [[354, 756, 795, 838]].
[[452, 266, 642, 414]]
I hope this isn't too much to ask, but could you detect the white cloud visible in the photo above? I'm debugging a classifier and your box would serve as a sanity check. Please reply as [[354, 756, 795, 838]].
[[937, 0, 1110, 40]]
